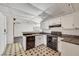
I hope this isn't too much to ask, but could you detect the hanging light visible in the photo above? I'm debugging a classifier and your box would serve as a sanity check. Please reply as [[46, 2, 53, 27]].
[[13, 18, 16, 24], [13, 18, 16, 21]]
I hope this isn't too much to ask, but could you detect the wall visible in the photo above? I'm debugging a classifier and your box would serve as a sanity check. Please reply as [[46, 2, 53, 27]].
[[40, 17, 62, 33], [0, 12, 7, 55], [62, 29, 79, 36], [0, 7, 14, 55], [61, 12, 79, 35], [33, 24, 42, 32], [6, 16, 14, 43], [14, 23, 35, 37]]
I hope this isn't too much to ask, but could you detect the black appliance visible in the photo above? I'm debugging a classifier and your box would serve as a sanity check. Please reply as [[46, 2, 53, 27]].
[[47, 32, 61, 51]]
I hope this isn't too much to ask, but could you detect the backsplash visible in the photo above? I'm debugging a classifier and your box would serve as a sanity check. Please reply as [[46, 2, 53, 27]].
[[62, 29, 79, 36]]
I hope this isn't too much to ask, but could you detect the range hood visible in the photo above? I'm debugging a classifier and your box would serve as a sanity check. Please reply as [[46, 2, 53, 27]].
[[49, 24, 61, 28]]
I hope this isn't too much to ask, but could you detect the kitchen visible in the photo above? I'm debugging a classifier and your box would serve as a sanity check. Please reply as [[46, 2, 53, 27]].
[[14, 11, 79, 56], [0, 3, 79, 56]]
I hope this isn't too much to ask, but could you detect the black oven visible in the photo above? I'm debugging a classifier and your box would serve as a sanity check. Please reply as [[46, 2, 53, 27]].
[[47, 32, 61, 51]]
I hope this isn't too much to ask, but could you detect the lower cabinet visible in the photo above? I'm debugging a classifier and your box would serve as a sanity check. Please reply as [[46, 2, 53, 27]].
[[35, 35, 44, 47], [35, 35, 47, 47], [58, 37, 64, 53], [61, 42, 79, 56], [22, 35, 47, 50], [22, 36, 26, 50]]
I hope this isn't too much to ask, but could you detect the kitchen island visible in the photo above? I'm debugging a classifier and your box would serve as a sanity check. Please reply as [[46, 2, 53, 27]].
[[22, 32, 62, 52], [22, 32, 51, 50]]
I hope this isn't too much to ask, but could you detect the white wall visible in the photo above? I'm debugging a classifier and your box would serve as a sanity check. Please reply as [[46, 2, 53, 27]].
[[62, 29, 79, 36], [0, 12, 7, 55], [33, 26, 42, 32], [33, 24, 42, 32], [14, 23, 35, 37], [6, 16, 14, 43], [41, 17, 62, 33]]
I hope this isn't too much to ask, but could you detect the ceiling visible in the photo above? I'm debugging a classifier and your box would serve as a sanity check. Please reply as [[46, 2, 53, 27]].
[[0, 3, 79, 24]]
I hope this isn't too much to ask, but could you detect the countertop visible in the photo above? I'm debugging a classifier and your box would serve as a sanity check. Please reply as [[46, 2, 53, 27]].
[[61, 37, 79, 45], [23, 32, 52, 36], [23, 32, 50, 34], [23, 32, 62, 37], [23, 33, 52, 37]]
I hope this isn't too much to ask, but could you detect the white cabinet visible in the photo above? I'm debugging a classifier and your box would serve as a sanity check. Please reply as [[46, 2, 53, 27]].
[[22, 36, 26, 50], [58, 37, 64, 52], [61, 12, 79, 29], [42, 35, 47, 46], [61, 14, 74, 29], [61, 41, 79, 56], [35, 35, 44, 47], [35, 35, 47, 47]]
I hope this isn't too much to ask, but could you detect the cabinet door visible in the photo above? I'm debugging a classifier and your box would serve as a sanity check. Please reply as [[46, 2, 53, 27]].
[[58, 37, 64, 52], [35, 35, 43, 47], [74, 12, 79, 28], [61, 14, 74, 29], [42, 35, 47, 45], [61, 42, 79, 56]]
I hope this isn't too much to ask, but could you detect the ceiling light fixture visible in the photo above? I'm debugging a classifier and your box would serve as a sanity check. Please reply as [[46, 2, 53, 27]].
[[13, 18, 16, 21]]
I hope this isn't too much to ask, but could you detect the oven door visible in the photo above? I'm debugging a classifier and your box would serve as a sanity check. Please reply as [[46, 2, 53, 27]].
[[47, 35, 58, 51], [52, 36, 58, 51]]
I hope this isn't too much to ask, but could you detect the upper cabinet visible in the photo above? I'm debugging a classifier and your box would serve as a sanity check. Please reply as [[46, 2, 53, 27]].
[[72, 4, 79, 12], [61, 12, 79, 29], [41, 11, 79, 30], [61, 13, 74, 29]]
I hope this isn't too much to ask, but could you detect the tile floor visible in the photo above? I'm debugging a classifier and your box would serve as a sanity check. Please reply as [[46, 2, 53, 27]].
[[3, 43, 60, 56], [3, 43, 25, 56]]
